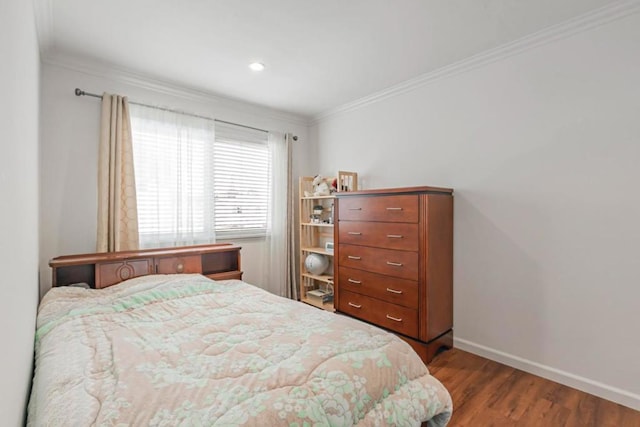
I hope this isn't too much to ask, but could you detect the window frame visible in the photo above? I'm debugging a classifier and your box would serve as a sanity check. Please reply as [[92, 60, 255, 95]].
[[129, 106, 271, 246]]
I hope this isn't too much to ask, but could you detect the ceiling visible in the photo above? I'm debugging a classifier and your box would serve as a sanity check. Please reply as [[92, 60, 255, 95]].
[[37, 0, 617, 118]]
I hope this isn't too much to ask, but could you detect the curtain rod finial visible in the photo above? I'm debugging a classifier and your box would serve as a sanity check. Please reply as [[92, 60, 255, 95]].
[[75, 88, 84, 96]]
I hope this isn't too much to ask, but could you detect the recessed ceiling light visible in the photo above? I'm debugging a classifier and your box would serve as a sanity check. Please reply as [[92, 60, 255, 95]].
[[249, 62, 265, 71]]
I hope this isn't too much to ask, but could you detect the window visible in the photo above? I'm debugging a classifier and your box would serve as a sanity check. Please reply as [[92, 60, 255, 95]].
[[213, 122, 270, 238], [130, 105, 270, 248]]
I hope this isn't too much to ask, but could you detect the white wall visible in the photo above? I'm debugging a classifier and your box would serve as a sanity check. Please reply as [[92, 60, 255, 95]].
[[312, 13, 640, 409], [40, 61, 315, 296], [0, 1, 40, 424]]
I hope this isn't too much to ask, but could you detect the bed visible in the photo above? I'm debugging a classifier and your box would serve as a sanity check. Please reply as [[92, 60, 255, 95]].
[[28, 246, 452, 426]]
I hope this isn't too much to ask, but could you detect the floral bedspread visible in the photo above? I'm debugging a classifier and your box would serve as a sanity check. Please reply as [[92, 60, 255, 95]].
[[28, 274, 452, 426]]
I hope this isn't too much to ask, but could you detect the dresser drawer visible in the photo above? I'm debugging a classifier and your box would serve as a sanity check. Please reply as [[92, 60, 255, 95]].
[[338, 195, 419, 223], [339, 221, 419, 251], [339, 244, 419, 281], [339, 290, 418, 337], [338, 266, 418, 309], [96, 259, 153, 289], [156, 255, 202, 274]]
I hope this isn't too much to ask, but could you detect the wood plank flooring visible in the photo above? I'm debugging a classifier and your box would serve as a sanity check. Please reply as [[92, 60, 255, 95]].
[[427, 348, 640, 426]]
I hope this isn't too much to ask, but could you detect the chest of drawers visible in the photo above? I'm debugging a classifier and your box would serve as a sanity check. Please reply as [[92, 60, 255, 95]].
[[334, 186, 453, 363]]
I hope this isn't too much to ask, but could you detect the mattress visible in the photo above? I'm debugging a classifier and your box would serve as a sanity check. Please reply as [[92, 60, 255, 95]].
[[28, 274, 452, 426]]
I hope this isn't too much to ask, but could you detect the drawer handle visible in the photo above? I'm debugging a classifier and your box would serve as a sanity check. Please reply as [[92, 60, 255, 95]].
[[386, 207, 403, 211], [348, 231, 362, 235], [386, 315, 403, 322], [348, 207, 362, 211], [387, 234, 403, 239], [386, 261, 403, 267], [348, 256, 362, 260], [348, 302, 362, 309], [176, 263, 184, 273], [348, 278, 362, 284], [386, 287, 403, 294]]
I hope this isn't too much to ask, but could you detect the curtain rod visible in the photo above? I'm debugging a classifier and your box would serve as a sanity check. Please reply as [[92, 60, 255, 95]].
[[74, 88, 298, 140]]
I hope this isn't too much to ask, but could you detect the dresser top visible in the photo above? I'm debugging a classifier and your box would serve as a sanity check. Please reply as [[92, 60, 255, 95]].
[[335, 185, 453, 197]]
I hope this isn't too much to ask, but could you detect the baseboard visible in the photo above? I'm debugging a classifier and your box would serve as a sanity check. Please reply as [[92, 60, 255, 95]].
[[454, 337, 640, 411]]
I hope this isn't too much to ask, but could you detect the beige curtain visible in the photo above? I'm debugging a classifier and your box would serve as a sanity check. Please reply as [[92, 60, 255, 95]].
[[284, 133, 298, 300], [263, 132, 297, 298], [96, 93, 139, 252]]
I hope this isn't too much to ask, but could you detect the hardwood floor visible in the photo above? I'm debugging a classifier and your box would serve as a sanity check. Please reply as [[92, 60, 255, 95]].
[[427, 348, 640, 426]]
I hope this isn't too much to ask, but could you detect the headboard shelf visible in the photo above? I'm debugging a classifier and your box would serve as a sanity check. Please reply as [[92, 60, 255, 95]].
[[50, 243, 242, 289]]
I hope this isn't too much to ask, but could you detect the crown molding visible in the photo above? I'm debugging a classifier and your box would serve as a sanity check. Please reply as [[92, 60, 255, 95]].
[[312, 0, 640, 124], [42, 53, 311, 127], [33, 0, 54, 55]]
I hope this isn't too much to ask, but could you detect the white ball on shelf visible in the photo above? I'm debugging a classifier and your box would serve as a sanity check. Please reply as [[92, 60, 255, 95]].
[[304, 253, 329, 275]]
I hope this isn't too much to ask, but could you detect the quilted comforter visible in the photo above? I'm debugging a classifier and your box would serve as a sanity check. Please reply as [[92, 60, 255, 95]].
[[28, 274, 452, 426]]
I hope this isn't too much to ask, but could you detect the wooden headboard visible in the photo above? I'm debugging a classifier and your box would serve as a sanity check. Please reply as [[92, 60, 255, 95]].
[[50, 243, 242, 289]]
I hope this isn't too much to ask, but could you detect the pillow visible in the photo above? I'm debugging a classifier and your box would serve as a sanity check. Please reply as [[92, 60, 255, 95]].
[[67, 282, 91, 289]]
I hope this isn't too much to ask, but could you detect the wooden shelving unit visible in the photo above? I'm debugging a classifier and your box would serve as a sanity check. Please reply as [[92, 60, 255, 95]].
[[299, 172, 357, 311]]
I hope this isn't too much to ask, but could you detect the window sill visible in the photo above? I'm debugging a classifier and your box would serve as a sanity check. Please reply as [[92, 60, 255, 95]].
[[217, 235, 266, 243]]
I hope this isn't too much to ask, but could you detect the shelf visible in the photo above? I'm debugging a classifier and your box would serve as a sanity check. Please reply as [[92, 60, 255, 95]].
[[301, 247, 333, 256], [301, 296, 335, 312], [302, 273, 334, 283], [301, 195, 335, 200], [299, 174, 356, 314]]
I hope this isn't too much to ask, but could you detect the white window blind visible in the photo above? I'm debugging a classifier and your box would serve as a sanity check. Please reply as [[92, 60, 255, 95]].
[[214, 122, 270, 238], [130, 105, 271, 247]]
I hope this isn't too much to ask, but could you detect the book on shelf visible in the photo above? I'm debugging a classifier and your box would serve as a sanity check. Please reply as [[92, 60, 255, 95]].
[[307, 289, 334, 304]]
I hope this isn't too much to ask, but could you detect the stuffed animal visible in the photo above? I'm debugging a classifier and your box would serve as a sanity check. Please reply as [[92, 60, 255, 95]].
[[307, 175, 331, 197], [330, 178, 338, 193]]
